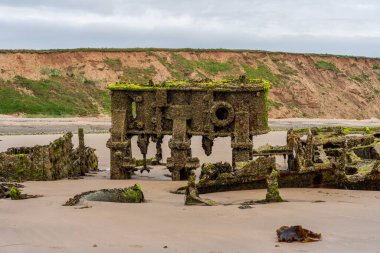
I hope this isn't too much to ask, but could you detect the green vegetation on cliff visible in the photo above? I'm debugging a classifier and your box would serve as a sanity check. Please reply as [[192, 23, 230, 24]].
[[153, 53, 239, 79], [315, 61, 340, 72], [0, 76, 110, 116], [242, 62, 281, 86], [1, 49, 380, 118]]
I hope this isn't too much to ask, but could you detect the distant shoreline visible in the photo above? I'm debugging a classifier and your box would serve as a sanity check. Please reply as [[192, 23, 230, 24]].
[[1, 115, 380, 135]]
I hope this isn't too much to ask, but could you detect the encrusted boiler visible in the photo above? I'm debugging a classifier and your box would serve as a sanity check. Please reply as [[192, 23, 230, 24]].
[[107, 77, 270, 180]]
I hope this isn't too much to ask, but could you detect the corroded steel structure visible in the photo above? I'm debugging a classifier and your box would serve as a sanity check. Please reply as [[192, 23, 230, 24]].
[[107, 78, 270, 180]]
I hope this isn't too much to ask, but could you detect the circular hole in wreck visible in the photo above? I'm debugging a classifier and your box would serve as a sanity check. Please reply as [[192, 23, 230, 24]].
[[215, 107, 229, 120]]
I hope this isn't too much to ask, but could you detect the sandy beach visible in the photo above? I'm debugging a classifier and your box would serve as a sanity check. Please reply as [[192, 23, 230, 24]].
[[1, 117, 380, 252], [2, 171, 380, 253]]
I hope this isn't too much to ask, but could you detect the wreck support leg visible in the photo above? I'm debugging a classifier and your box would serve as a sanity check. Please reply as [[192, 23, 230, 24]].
[[137, 134, 150, 173], [231, 112, 253, 167], [107, 106, 135, 179], [167, 119, 199, 180], [78, 128, 87, 175], [155, 136, 163, 163], [108, 137, 135, 179], [168, 119, 191, 180]]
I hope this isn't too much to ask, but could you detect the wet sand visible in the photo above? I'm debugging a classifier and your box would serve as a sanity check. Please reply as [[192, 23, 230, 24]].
[[0, 115, 111, 135], [2, 119, 380, 252], [1, 115, 380, 134]]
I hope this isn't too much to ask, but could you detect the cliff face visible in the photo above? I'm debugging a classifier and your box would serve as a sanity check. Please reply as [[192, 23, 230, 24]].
[[0, 49, 379, 119]]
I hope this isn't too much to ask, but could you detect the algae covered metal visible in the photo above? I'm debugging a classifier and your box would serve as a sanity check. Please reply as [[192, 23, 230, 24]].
[[189, 126, 380, 193], [0, 129, 98, 181], [107, 77, 270, 180]]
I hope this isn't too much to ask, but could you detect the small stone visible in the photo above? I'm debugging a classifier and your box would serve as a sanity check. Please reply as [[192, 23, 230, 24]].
[[163, 245, 168, 248], [93, 244, 97, 247], [238, 204, 253, 209]]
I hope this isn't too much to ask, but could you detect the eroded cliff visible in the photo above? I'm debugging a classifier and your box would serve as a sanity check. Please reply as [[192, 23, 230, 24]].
[[0, 49, 379, 119]]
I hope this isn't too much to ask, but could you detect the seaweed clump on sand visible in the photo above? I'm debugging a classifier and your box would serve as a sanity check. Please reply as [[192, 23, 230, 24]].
[[63, 184, 144, 206], [277, 225, 321, 242], [0, 183, 41, 200]]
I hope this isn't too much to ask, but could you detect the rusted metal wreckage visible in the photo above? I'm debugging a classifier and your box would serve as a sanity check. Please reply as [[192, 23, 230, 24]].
[[193, 126, 380, 193], [0, 129, 98, 182], [106, 77, 270, 180], [106, 77, 380, 192]]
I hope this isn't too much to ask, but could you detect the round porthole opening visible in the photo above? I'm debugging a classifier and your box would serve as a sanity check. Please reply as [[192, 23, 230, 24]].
[[216, 107, 229, 120], [210, 102, 235, 127]]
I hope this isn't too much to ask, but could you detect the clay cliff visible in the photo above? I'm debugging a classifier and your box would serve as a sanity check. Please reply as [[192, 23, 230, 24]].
[[0, 49, 379, 119]]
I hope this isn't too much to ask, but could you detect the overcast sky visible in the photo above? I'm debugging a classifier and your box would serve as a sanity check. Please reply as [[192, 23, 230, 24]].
[[0, 0, 379, 57]]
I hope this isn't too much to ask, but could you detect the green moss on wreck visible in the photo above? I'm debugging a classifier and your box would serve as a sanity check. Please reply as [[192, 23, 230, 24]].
[[265, 169, 283, 203], [131, 101, 137, 118], [18, 153, 26, 159], [120, 184, 144, 203], [135, 157, 155, 166], [348, 151, 361, 164], [10, 186, 22, 200], [263, 85, 270, 127], [63, 184, 144, 206], [295, 126, 380, 135], [338, 126, 372, 135], [107, 78, 270, 91], [357, 162, 374, 176]]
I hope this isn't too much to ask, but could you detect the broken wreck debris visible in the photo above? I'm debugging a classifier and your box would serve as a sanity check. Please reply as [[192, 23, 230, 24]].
[[0, 128, 98, 181], [184, 171, 218, 206], [179, 126, 380, 194], [0, 182, 41, 200], [63, 184, 144, 206]]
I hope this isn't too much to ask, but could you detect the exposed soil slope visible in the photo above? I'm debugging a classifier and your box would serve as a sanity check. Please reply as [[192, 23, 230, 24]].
[[0, 49, 380, 119]]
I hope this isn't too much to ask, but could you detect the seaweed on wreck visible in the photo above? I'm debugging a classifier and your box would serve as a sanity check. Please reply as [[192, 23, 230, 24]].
[[0, 129, 99, 182], [184, 172, 218, 206], [181, 126, 380, 195], [107, 77, 270, 181], [63, 184, 145, 206]]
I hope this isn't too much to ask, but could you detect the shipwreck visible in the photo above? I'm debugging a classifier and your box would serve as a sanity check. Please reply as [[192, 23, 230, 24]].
[[106, 77, 270, 180]]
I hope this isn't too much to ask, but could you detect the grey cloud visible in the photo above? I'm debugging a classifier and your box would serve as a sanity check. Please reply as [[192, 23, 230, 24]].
[[0, 0, 379, 56]]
